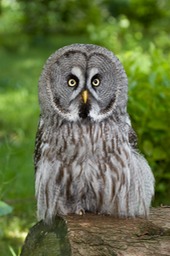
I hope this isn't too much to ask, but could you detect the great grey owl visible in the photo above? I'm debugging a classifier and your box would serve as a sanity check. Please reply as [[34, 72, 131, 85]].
[[34, 44, 154, 223]]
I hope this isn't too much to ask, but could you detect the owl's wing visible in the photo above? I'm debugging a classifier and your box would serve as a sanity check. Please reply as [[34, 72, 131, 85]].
[[128, 125, 138, 148], [34, 116, 44, 172], [122, 115, 138, 148]]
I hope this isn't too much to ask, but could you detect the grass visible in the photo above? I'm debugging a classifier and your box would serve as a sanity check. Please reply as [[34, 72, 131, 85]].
[[0, 35, 92, 256], [0, 49, 39, 256]]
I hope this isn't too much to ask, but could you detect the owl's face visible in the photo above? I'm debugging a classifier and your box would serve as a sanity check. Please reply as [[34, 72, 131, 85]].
[[39, 44, 128, 122]]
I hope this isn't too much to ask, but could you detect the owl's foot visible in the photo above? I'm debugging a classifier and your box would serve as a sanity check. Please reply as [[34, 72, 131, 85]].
[[75, 206, 85, 215]]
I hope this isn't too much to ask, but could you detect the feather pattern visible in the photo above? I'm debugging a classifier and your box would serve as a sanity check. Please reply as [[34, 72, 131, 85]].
[[35, 116, 154, 223]]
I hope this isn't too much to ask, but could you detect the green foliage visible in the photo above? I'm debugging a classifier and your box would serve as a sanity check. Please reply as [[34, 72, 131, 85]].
[[87, 14, 170, 54], [0, 215, 29, 256], [16, 0, 105, 35], [121, 45, 170, 204], [87, 15, 136, 53], [0, 48, 40, 256], [9, 246, 18, 256], [106, 0, 168, 26], [0, 201, 13, 216]]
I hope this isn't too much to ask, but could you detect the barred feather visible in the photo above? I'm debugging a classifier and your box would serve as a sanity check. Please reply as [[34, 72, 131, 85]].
[[35, 117, 154, 223]]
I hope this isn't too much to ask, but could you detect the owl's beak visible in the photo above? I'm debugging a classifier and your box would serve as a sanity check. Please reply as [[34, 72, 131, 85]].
[[82, 90, 88, 104]]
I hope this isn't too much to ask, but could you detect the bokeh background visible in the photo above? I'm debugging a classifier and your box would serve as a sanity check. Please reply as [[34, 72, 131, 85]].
[[0, 0, 170, 255]]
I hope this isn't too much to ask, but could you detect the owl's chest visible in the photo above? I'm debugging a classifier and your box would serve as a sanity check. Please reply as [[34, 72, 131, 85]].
[[47, 122, 128, 165]]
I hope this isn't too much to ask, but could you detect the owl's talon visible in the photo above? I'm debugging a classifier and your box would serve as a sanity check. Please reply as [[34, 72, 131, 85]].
[[79, 209, 84, 215], [75, 208, 85, 215]]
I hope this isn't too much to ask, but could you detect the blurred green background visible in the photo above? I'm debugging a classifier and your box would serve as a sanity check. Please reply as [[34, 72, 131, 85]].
[[0, 0, 170, 255]]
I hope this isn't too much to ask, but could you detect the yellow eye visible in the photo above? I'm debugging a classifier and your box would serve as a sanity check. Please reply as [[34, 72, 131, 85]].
[[92, 78, 100, 87], [68, 78, 77, 87]]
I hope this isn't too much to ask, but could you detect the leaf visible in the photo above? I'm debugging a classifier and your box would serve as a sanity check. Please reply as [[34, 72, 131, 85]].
[[9, 246, 17, 256], [0, 201, 13, 217], [153, 148, 167, 161], [142, 140, 153, 156], [148, 120, 168, 131]]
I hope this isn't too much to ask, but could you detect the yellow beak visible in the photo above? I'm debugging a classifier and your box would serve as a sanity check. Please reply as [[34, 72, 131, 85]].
[[82, 90, 88, 104]]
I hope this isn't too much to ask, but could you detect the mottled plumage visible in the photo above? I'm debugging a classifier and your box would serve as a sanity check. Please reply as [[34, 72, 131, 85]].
[[34, 44, 154, 223]]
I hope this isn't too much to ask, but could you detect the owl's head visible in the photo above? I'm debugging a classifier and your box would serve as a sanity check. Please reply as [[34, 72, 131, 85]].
[[39, 44, 128, 122]]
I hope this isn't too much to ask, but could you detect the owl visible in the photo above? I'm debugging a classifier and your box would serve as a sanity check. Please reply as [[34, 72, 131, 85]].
[[34, 44, 154, 223]]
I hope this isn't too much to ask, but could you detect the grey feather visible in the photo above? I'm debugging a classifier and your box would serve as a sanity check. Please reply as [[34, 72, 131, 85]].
[[34, 44, 154, 223]]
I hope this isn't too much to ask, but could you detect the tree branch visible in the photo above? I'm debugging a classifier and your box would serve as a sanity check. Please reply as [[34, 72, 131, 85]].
[[20, 207, 170, 256]]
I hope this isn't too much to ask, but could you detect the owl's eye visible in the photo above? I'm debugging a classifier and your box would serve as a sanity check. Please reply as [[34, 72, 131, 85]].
[[68, 78, 77, 87], [91, 77, 100, 87]]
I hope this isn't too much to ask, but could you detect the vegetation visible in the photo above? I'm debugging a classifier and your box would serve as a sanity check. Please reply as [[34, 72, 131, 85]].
[[0, 0, 170, 255]]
